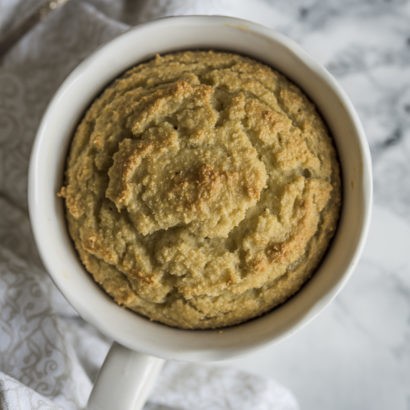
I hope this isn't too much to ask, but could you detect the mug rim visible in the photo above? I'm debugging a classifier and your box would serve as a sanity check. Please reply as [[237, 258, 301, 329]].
[[28, 15, 372, 361]]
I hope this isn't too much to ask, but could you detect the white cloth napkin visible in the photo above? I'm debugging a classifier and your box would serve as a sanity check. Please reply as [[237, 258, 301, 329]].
[[0, 1, 299, 409]]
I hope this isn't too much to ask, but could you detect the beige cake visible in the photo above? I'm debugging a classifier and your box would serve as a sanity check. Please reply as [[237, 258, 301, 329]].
[[59, 50, 341, 329]]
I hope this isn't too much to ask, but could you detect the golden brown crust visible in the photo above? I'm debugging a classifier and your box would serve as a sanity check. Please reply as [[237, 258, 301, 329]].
[[61, 51, 341, 329]]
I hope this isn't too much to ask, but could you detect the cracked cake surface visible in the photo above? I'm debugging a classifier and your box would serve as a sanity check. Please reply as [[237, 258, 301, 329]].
[[60, 50, 341, 329]]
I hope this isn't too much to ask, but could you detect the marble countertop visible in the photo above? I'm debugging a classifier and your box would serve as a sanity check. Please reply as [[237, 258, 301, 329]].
[[1, 0, 409, 409], [226, 1, 410, 409], [230, 205, 410, 410]]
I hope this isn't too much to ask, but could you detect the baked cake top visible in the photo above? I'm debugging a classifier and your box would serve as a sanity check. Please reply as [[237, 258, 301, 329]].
[[60, 51, 341, 329]]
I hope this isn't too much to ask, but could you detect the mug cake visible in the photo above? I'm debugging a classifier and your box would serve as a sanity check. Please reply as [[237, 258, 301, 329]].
[[59, 50, 341, 329]]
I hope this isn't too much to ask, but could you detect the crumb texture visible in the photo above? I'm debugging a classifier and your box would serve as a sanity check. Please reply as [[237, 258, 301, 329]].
[[62, 51, 341, 329]]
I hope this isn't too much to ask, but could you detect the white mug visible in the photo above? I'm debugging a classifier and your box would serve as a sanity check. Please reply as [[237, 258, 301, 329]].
[[28, 16, 372, 410]]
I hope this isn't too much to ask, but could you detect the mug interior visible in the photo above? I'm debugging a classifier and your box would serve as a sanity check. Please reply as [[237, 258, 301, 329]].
[[29, 16, 372, 361]]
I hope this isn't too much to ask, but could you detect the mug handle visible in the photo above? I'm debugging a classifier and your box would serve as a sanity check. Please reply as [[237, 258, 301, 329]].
[[87, 342, 165, 410]]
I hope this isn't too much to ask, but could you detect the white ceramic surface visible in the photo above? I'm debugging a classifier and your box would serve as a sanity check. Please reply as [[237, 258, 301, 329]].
[[28, 15, 372, 410]]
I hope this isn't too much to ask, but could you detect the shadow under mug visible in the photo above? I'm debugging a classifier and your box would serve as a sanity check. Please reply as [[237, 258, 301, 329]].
[[28, 16, 372, 410]]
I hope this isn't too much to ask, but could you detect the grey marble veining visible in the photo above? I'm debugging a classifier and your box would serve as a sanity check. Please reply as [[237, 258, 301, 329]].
[[265, 0, 410, 221]]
